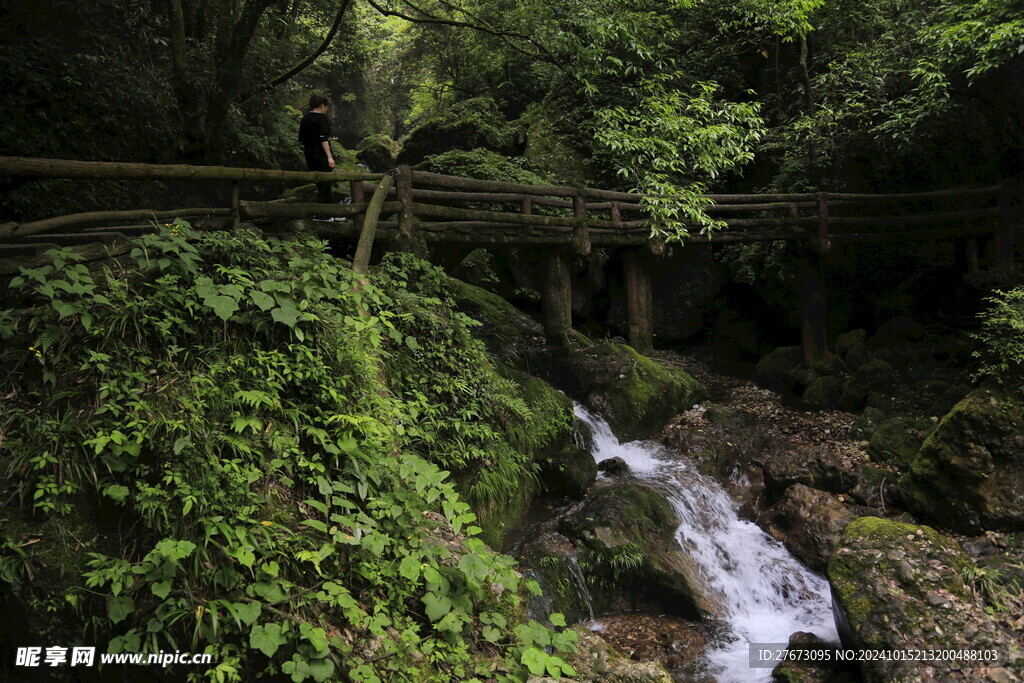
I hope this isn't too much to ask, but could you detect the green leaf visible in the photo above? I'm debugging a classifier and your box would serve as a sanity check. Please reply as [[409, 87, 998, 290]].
[[107, 595, 134, 624], [308, 657, 335, 683], [549, 613, 566, 627], [422, 592, 452, 622], [250, 290, 275, 311], [236, 601, 261, 626], [151, 580, 172, 600], [399, 555, 421, 582], [250, 623, 286, 657], [521, 647, 548, 676], [272, 299, 300, 327], [205, 295, 239, 321], [103, 484, 130, 503]]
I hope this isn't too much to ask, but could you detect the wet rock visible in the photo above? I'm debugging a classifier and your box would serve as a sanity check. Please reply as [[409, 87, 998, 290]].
[[763, 446, 854, 495], [838, 359, 894, 410], [866, 416, 932, 468], [533, 342, 706, 441], [961, 535, 999, 559], [598, 457, 630, 477], [541, 444, 598, 499], [771, 632, 853, 683], [828, 517, 1023, 681], [900, 383, 1024, 533], [757, 484, 855, 571], [558, 482, 720, 618], [528, 629, 672, 683], [848, 465, 900, 508], [848, 406, 885, 440]]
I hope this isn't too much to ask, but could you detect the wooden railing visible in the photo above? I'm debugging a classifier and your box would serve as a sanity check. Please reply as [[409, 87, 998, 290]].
[[0, 156, 1019, 359]]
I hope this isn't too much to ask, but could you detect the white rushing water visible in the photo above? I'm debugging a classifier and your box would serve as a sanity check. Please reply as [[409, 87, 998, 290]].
[[574, 404, 839, 683]]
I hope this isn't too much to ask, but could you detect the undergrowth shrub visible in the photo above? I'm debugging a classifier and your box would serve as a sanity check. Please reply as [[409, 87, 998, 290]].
[[972, 286, 1024, 386], [0, 222, 576, 682]]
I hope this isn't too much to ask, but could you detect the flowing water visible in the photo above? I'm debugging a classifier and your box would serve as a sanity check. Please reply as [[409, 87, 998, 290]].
[[574, 404, 839, 682]]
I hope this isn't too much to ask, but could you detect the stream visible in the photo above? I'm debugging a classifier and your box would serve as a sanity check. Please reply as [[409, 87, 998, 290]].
[[574, 404, 840, 682]]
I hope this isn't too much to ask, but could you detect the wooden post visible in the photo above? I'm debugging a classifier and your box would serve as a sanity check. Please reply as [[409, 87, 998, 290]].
[[394, 165, 416, 253], [796, 201, 826, 364], [230, 181, 240, 230], [352, 174, 394, 275], [624, 249, 653, 354], [350, 180, 366, 226], [521, 197, 533, 216], [995, 181, 1015, 270], [542, 249, 572, 346], [571, 191, 591, 256]]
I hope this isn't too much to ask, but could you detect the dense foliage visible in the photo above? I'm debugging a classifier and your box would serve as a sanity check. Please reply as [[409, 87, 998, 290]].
[[0, 224, 578, 681], [972, 286, 1024, 385]]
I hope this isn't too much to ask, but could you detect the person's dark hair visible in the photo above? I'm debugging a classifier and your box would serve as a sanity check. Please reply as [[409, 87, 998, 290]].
[[308, 93, 329, 110]]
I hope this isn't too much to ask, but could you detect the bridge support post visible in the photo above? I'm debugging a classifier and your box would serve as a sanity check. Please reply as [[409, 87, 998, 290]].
[[994, 181, 1016, 270], [624, 248, 653, 355], [798, 253, 827, 366], [393, 165, 425, 257], [542, 249, 572, 346]]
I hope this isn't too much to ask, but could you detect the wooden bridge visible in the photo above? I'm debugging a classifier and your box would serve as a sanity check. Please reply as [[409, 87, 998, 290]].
[[1, 156, 1019, 362]]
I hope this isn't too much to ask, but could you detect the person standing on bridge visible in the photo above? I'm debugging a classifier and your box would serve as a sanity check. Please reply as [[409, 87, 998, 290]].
[[298, 93, 336, 206]]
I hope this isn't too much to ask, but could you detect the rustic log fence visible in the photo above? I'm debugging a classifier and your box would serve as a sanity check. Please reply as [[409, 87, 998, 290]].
[[0, 156, 1019, 362]]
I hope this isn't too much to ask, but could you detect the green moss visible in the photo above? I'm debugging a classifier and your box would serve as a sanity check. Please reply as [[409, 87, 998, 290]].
[[452, 278, 542, 351], [866, 416, 931, 467]]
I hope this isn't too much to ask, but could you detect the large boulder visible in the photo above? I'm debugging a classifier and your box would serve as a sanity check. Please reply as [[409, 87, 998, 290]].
[[556, 482, 720, 618], [756, 346, 809, 397], [452, 278, 542, 353], [763, 446, 854, 495], [801, 375, 845, 410], [828, 517, 1022, 681], [900, 384, 1024, 533], [399, 97, 524, 165], [354, 133, 400, 171], [837, 359, 894, 410], [534, 343, 706, 441], [865, 416, 932, 468], [757, 484, 855, 571]]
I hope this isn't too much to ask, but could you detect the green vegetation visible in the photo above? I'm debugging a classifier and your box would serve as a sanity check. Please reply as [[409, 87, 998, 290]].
[[0, 223, 578, 681], [973, 287, 1024, 385]]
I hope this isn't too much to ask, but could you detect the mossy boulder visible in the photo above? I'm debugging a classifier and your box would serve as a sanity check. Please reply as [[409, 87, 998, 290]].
[[556, 482, 719, 618], [838, 359, 894, 410], [834, 329, 871, 370], [399, 97, 525, 165], [900, 384, 1024, 533], [755, 346, 809, 396], [801, 375, 845, 410], [848, 406, 885, 441], [828, 517, 1021, 681], [538, 343, 706, 441], [453, 278, 542, 353], [848, 465, 900, 508], [354, 133, 400, 171], [865, 416, 932, 468]]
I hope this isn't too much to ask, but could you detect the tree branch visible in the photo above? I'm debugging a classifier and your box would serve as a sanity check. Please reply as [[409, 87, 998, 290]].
[[253, 0, 354, 97], [364, 0, 563, 68]]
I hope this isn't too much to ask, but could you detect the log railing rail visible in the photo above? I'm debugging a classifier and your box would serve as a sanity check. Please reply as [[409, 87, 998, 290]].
[[0, 156, 1019, 361]]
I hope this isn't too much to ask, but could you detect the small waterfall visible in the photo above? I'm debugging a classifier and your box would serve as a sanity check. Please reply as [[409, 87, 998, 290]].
[[574, 404, 839, 682], [567, 556, 595, 623]]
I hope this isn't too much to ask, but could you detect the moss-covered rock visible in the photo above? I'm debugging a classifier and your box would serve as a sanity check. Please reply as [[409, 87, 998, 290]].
[[453, 278, 542, 353], [848, 406, 885, 441], [834, 329, 871, 370], [848, 465, 900, 508], [355, 133, 400, 171], [865, 416, 932, 468], [801, 375, 845, 410], [755, 346, 809, 397], [757, 484, 855, 571], [900, 384, 1024, 533], [537, 343, 706, 440], [828, 517, 1021, 681], [556, 482, 719, 618], [838, 359, 894, 410], [399, 97, 525, 165]]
